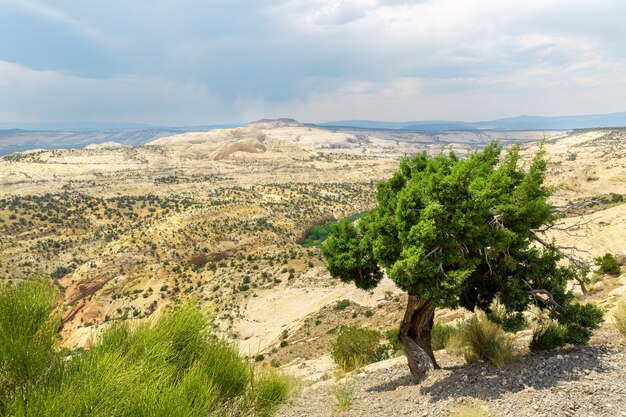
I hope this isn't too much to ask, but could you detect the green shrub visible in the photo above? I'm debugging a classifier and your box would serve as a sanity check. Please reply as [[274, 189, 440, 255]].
[[487, 301, 528, 333], [458, 313, 516, 367], [0, 281, 289, 416], [331, 381, 355, 411], [431, 322, 458, 350], [334, 299, 350, 310], [613, 300, 626, 339], [594, 253, 621, 275], [250, 367, 292, 417], [364, 309, 374, 318], [0, 280, 60, 410], [386, 329, 401, 351], [530, 322, 567, 351], [331, 325, 387, 371]]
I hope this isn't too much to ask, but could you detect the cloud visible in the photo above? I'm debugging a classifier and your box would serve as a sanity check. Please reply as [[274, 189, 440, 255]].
[[0, 0, 625, 123]]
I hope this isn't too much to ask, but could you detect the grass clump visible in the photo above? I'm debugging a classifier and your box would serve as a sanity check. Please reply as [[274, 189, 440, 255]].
[[457, 313, 516, 367], [331, 325, 387, 371], [613, 299, 626, 338], [331, 381, 356, 411], [250, 367, 293, 417], [0, 280, 290, 416]]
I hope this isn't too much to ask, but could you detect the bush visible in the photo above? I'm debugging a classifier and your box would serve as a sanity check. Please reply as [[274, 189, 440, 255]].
[[530, 322, 567, 352], [331, 381, 355, 411], [331, 325, 387, 371], [458, 313, 516, 367], [250, 367, 292, 417], [594, 253, 621, 275], [334, 299, 350, 310], [0, 281, 290, 416], [614, 300, 626, 339], [386, 329, 401, 351], [487, 300, 527, 333], [431, 322, 458, 350]]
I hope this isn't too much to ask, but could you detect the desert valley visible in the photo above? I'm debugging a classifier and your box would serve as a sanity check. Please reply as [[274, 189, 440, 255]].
[[1, 120, 624, 416]]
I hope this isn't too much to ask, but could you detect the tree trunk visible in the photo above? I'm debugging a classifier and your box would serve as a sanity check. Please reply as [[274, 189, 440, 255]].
[[398, 293, 439, 382]]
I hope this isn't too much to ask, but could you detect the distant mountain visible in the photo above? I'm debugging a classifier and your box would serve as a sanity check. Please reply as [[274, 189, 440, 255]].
[[0, 124, 242, 155], [319, 112, 626, 131]]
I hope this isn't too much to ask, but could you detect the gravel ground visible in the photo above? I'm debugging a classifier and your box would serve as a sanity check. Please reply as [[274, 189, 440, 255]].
[[278, 326, 626, 417]]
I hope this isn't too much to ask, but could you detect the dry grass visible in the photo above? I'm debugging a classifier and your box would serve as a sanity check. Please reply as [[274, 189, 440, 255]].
[[457, 313, 517, 367]]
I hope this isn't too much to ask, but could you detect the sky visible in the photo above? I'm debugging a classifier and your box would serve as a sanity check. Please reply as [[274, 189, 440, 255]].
[[1, 0, 625, 125]]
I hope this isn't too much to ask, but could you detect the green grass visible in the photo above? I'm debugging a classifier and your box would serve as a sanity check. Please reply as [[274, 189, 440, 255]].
[[431, 322, 458, 350], [0, 280, 291, 416]]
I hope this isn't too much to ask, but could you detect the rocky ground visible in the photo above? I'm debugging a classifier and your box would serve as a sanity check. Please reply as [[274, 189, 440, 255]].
[[278, 324, 626, 417]]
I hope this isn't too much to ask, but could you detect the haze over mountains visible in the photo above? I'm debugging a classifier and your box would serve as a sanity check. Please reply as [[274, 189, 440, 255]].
[[1, 112, 625, 155], [320, 111, 626, 131]]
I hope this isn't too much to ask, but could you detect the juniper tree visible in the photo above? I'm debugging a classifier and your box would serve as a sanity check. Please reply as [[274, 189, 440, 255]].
[[322, 142, 603, 381]]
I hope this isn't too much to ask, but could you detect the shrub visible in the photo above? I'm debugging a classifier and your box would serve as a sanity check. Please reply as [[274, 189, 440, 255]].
[[0, 281, 289, 416], [530, 322, 567, 352], [334, 299, 350, 310], [331, 381, 355, 411], [0, 280, 60, 409], [386, 329, 401, 351], [458, 313, 516, 367], [364, 309, 374, 318], [280, 340, 288, 348], [331, 325, 387, 371], [250, 367, 292, 417], [431, 322, 457, 350], [614, 300, 626, 339], [594, 253, 621, 275], [487, 300, 527, 333]]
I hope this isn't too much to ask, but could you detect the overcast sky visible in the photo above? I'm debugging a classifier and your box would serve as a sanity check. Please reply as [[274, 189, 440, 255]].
[[1, 0, 625, 125]]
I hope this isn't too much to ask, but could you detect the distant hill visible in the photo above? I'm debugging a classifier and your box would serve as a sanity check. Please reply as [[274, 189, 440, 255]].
[[320, 112, 626, 131], [0, 124, 241, 155]]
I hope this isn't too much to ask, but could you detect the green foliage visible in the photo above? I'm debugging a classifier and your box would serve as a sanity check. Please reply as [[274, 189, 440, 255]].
[[487, 300, 528, 333], [457, 313, 516, 367], [322, 142, 603, 350], [614, 300, 626, 339], [530, 322, 567, 351], [331, 381, 356, 411], [331, 325, 387, 371], [0, 280, 60, 410], [250, 367, 292, 417], [431, 322, 458, 350], [0, 280, 289, 416], [385, 328, 401, 351], [594, 253, 621, 275], [302, 212, 368, 247], [334, 299, 351, 310]]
